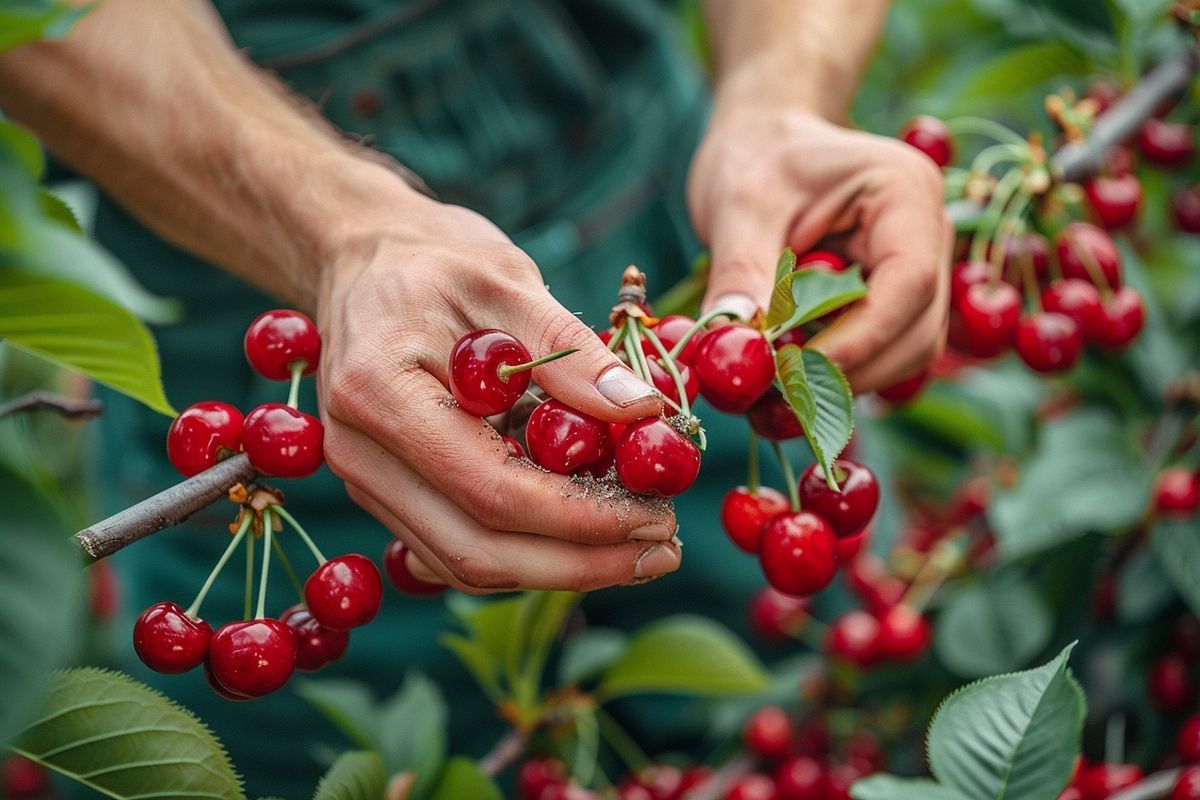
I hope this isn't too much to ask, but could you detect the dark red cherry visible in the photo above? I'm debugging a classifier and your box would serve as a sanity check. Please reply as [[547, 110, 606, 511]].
[[758, 512, 837, 597], [244, 309, 321, 380], [877, 370, 928, 406], [1085, 174, 1142, 229], [772, 756, 823, 800], [721, 486, 790, 553], [679, 767, 715, 795], [834, 527, 869, 564], [1172, 187, 1200, 234], [826, 610, 882, 667], [304, 554, 384, 630], [1077, 763, 1143, 799], [900, 115, 954, 167], [1015, 312, 1083, 373], [746, 389, 805, 440], [693, 325, 775, 413], [280, 603, 349, 672], [954, 283, 1021, 358], [646, 357, 699, 406], [877, 604, 932, 662], [743, 705, 794, 761], [2, 755, 48, 798], [383, 539, 446, 596], [1155, 468, 1200, 517], [846, 553, 907, 614], [1138, 118, 1195, 168], [1150, 651, 1197, 711], [774, 328, 808, 349], [1174, 767, 1200, 800], [796, 251, 847, 273], [525, 399, 610, 474], [448, 329, 533, 417], [166, 401, 243, 477], [651, 315, 702, 365], [1177, 714, 1200, 762], [747, 586, 810, 642], [797, 459, 880, 538], [951, 260, 992, 303], [724, 774, 778, 800], [1055, 222, 1122, 289], [1042, 279, 1104, 338], [503, 436, 526, 458], [573, 422, 624, 478], [207, 619, 296, 698], [517, 758, 567, 800], [242, 402, 325, 478], [1089, 287, 1144, 349], [204, 661, 251, 702], [614, 417, 701, 497], [132, 601, 212, 673]]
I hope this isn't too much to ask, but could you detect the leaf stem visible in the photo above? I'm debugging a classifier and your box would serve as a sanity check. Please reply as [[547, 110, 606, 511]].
[[771, 441, 801, 512], [271, 503, 326, 565], [185, 515, 251, 618], [287, 362, 305, 409], [497, 348, 579, 379], [255, 508, 273, 619]]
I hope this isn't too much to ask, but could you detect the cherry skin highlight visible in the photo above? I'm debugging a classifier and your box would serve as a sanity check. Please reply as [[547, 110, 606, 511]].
[[614, 417, 701, 497], [758, 512, 838, 597], [797, 459, 880, 538], [721, 485, 790, 553], [166, 401, 243, 477], [242, 403, 325, 478], [693, 325, 775, 413], [304, 553, 384, 630], [132, 601, 213, 674], [207, 619, 297, 698], [448, 329, 533, 417], [525, 399, 610, 475], [244, 309, 321, 380]]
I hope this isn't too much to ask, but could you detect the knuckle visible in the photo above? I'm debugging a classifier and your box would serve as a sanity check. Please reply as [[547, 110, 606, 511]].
[[528, 306, 600, 363], [322, 425, 360, 481], [462, 474, 516, 530], [325, 355, 377, 425]]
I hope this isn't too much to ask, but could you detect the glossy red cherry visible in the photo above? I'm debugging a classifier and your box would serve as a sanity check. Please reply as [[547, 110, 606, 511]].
[[834, 527, 869, 563], [1085, 174, 1141, 229], [877, 604, 932, 662], [1042, 279, 1104, 339], [280, 603, 349, 672], [1178, 714, 1200, 762], [1015, 312, 1083, 373], [2, 755, 48, 798], [1090, 287, 1144, 349], [877, 370, 928, 406], [743, 705, 794, 761], [503, 436, 526, 458], [244, 309, 321, 380], [646, 357, 699, 406], [900, 115, 954, 167], [773, 756, 824, 800], [746, 389, 805, 441], [796, 250, 847, 273], [758, 512, 837, 597], [204, 661, 251, 702], [525, 399, 610, 475], [1055, 222, 1122, 289], [166, 401, 243, 477], [1138, 118, 1195, 168], [1077, 763, 1143, 800], [954, 282, 1021, 358], [747, 586, 810, 642], [574, 422, 623, 478], [207, 618, 296, 698], [517, 758, 567, 800], [693, 325, 775, 413], [383, 540, 446, 596], [614, 417, 701, 497], [721, 486, 790, 553], [724, 774, 778, 800], [304, 554, 384, 630], [651, 315, 702, 365], [951, 259, 992, 303], [1156, 468, 1200, 517], [1172, 187, 1200, 234], [448, 329, 533, 417], [797, 459, 880, 538], [1150, 651, 1196, 711], [242, 403, 325, 478], [1173, 767, 1200, 800], [774, 328, 808, 349], [826, 610, 883, 668], [132, 601, 213, 674], [997, 232, 1052, 284]]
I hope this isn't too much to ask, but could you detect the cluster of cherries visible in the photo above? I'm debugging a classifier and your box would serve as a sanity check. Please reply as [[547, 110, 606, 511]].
[[517, 758, 714, 800], [134, 310, 385, 700]]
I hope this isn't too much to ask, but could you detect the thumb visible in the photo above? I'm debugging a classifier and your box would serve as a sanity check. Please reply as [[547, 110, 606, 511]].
[[700, 202, 786, 322], [385, 773, 415, 800]]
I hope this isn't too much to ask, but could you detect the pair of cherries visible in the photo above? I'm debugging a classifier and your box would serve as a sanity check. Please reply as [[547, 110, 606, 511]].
[[166, 309, 325, 480]]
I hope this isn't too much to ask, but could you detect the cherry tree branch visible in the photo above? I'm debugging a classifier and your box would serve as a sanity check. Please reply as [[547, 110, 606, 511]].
[[0, 391, 103, 420]]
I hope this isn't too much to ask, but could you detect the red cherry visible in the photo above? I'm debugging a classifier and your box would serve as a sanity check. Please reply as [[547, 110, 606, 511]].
[[646, 357, 700, 406], [848, 730, 887, 771], [617, 783, 655, 800], [1042, 279, 1104, 339], [280, 603, 349, 672], [1155, 469, 1200, 517], [448, 329, 533, 417], [518, 758, 567, 800], [304, 554, 384, 630], [877, 604, 932, 662], [1090, 287, 1144, 349], [834, 527, 869, 564], [626, 764, 684, 800], [758, 512, 837, 597], [1085, 174, 1142, 229], [504, 436, 526, 458], [746, 389, 805, 441], [615, 417, 701, 497], [900, 115, 954, 167], [2, 755, 48, 798], [1058, 788, 1084, 800], [242, 403, 324, 478], [1179, 715, 1200, 762], [244, 309, 321, 380], [773, 756, 823, 800], [1055, 223, 1122, 289], [774, 328, 808, 349], [1173, 767, 1200, 800], [1015, 312, 1083, 373], [132, 601, 212, 673], [542, 785, 601, 800], [652, 315, 702, 365], [383, 540, 446, 596], [951, 260, 992, 303], [525, 399, 610, 475], [724, 774, 778, 800], [166, 401, 243, 477], [1150, 652, 1196, 711], [743, 705, 794, 761], [693, 325, 775, 413], [574, 422, 623, 478], [204, 661, 251, 702], [988, 234, 1052, 287], [747, 586, 810, 642], [679, 766, 715, 794], [1104, 145, 1137, 176], [1172, 187, 1200, 234], [823, 762, 870, 800], [721, 486, 790, 553], [826, 610, 883, 667], [797, 459, 880, 538], [1087, 81, 1122, 115], [877, 370, 928, 406], [845, 553, 906, 614], [1138, 119, 1195, 168], [1078, 763, 1143, 799], [796, 251, 847, 273], [207, 619, 296, 697], [88, 559, 120, 622], [954, 283, 1021, 358]]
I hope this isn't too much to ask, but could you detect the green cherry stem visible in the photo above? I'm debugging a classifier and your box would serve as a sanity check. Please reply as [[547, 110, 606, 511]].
[[185, 514, 252, 619], [255, 508, 273, 620], [944, 116, 1029, 147], [771, 441, 801, 512], [496, 348, 579, 379], [270, 503, 327, 565], [622, 321, 650, 383], [667, 308, 733, 360], [243, 523, 255, 620], [286, 361, 306, 409], [270, 533, 305, 601], [747, 432, 761, 494], [970, 168, 1027, 280], [639, 320, 691, 419], [593, 707, 650, 772], [606, 324, 627, 353]]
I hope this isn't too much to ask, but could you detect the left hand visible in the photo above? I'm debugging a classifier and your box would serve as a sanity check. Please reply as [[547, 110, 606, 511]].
[[687, 87, 953, 391]]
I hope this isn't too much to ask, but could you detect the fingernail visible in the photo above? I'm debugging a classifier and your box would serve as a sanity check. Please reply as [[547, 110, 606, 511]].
[[634, 543, 681, 579], [705, 293, 760, 323], [597, 365, 659, 408], [629, 522, 675, 541]]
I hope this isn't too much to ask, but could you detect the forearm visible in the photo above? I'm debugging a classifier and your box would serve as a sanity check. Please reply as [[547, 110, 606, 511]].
[[0, 0, 423, 309], [704, 0, 889, 122]]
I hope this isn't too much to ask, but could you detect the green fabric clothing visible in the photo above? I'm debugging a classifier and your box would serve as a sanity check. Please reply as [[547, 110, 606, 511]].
[[93, 2, 784, 796]]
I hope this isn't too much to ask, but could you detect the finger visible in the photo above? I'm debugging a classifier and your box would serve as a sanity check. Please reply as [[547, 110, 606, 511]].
[[385, 774, 415, 800], [699, 192, 789, 320], [405, 547, 445, 586]]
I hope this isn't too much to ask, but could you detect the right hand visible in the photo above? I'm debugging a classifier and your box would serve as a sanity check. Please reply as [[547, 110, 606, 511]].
[[314, 190, 682, 594]]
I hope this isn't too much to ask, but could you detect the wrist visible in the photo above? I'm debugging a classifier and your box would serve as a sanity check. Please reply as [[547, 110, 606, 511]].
[[711, 40, 861, 125]]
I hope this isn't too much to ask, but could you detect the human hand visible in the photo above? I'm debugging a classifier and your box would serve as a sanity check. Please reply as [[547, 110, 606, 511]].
[[687, 84, 953, 390], [315, 190, 680, 593]]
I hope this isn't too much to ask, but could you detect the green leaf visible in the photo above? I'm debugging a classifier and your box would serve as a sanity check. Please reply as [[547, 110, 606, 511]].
[[312, 751, 387, 800], [293, 679, 378, 753], [951, 41, 1089, 108], [928, 644, 1084, 800], [558, 628, 629, 686], [774, 248, 797, 284], [767, 249, 799, 327], [934, 573, 1052, 679], [426, 757, 501, 800], [596, 615, 769, 700], [851, 775, 970, 800], [439, 634, 502, 700], [0, 270, 174, 416], [38, 189, 82, 233], [770, 265, 868, 333], [1151, 519, 1200, 620], [0, 1, 90, 52], [989, 411, 1151, 559], [377, 672, 447, 800], [775, 345, 855, 488], [0, 120, 43, 179], [13, 668, 245, 800], [0, 462, 83, 744]]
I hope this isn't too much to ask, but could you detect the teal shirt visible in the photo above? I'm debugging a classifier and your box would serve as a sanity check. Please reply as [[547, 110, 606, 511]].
[[94, 3, 780, 796]]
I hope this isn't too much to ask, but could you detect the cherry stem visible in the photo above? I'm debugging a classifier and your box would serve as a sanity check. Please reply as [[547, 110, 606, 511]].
[[970, 168, 1027, 276], [185, 514, 251, 618], [1105, 713, 1126, 767], [606, 324, 627, 353], [594, 706, 650, 772], [270, 503, 327, 565], [243, 522, 255, 620], [270, 534, 305, 602], [255, 508, 273, 620], [287, 361, 305, 409], [639, 320, 692, 419], [622, 320, 651, 383], [944, 116, 1029, 147], [900, 534, 966, 612], [667, 308, 733, 360], [970, 142, 1029, 177], [747, 432, 760, 494], [771, 441, 801, 512], [1071, 239, 1115, 302], [496, 348, 579, 380]]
